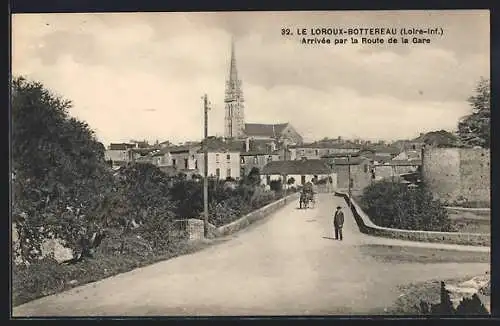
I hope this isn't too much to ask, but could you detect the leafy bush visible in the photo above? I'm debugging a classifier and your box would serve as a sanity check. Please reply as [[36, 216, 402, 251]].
[[359, 180, 451, 231], [269, 179, 283, 192]]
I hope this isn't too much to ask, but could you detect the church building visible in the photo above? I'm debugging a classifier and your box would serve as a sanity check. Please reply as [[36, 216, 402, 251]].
[[223, 39, 303, 150]]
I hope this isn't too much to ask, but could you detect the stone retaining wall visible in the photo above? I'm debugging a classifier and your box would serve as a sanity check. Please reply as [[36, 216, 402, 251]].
[[335, 192, 490, 247], [185, 192, 300, 240]]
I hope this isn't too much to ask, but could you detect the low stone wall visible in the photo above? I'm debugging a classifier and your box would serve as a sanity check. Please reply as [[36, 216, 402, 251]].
[[184, 192, 300, 240], [335, 192, 490, 247], [217, 192, 300, 237]]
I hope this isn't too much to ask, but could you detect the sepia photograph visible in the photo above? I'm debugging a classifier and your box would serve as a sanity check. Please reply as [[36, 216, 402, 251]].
[[11, 10, 490, 317]]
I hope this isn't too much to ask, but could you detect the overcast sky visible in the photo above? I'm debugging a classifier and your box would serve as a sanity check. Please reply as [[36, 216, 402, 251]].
[[12, 10, 489, 145]]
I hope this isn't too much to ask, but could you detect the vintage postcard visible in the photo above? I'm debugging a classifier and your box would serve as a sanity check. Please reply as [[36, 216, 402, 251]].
[[11, 10, 490, 317]]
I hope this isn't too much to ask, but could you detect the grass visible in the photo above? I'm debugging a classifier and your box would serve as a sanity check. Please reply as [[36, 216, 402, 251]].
[[446, 209, 490, 234], [357, 244, 490, 264], [450, 219, 490, 234]]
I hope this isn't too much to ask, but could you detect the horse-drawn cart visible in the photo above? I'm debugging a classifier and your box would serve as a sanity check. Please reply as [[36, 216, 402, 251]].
[[299, 182, 316, 209]]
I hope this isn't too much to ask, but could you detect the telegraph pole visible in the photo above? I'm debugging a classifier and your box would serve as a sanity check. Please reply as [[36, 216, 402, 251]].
[[348, 154, 352, 210], [203, 94, 209, 238]]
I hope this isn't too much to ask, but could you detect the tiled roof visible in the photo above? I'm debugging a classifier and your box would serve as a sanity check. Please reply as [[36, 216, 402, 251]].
[[262, 159, 332, 175], [197, 138, 243, 153], [325, 157, 367, 165], [362, 145, 401, 155], [168, 145, 199, 153], [109, 143, 136, 150], [133, 148, 157, 154], [290, 142, 361, 149], [241, 151, 278, 156], [384, 160, 422, 166], [244, 123, 288, 137], [372, 154, 392, 163], [321, 152, 360, 158]]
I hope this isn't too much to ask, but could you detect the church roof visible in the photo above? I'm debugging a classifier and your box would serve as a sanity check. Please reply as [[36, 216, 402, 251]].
[[244, 123, 289, 138]]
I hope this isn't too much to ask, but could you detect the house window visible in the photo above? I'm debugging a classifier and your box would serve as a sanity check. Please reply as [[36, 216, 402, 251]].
[[315, 149, 319, 156], [226, 154, 231, 161], [172, 159, 176, 167], [301, 175, 306, 185], [227, 168, 232, 178], [240, 157, 245, 164], [267, 155, 272, 162], [216, 168, 220, 178], [253, 156, 258, 164], [184, 158, 188, 169], [216, 154, 220, 163], [195, 160, 198, 169]]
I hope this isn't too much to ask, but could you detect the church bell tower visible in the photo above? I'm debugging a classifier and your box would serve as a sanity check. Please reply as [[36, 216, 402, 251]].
[[224, 38, 246, 139]]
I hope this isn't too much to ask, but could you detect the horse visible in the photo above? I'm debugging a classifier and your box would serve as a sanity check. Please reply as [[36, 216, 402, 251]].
[[299, 191, 314, 209]]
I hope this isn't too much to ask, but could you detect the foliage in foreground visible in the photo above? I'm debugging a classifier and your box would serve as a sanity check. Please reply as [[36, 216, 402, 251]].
[[416, 281, 489, 315], [359, 180, 452, 232], [457, 77, 490, 149]]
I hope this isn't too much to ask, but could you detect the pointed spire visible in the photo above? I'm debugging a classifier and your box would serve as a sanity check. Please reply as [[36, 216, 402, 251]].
[[229, 36, 238, 84]]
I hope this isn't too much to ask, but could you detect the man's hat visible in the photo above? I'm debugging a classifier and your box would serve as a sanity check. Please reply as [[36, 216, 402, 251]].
[[336, 206, 341, 209]]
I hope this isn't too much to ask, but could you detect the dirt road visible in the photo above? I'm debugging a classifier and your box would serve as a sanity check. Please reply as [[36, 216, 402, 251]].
[[13, 194, 489, 316]]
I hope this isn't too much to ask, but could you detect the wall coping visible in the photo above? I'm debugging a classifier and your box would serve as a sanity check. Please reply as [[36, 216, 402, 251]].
[[444, 206, 491, 212], [336, 191, 490, 238], [216, 192, 300, 234], [184, 192, 300, 237]]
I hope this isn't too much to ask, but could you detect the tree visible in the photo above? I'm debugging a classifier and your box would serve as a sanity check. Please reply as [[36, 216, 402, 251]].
[[245, 167, 261, 186], [12, 76, 114, 263], [457, 77, 490, 148]]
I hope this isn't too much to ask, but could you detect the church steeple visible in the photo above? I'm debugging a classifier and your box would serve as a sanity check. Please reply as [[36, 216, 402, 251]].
[[229, 38, 239, 88], [224, 37, 245, 139]]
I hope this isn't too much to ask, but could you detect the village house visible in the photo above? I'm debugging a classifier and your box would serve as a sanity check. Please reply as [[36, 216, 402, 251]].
[[104, 143, 138, 167], [372, 161, 422, 181], [195, 139, 241, 180], [168, 144, 201, 177], [323, 156, 373, 193], [240, 151, 280, 177], [261, 158, 336, 188]]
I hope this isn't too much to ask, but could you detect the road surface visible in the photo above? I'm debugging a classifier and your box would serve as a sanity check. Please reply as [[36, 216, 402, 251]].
[[13, 194, 489, 316]]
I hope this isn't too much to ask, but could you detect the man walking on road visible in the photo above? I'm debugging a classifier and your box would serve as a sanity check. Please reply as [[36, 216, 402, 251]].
[[334, 206, 344, 241]]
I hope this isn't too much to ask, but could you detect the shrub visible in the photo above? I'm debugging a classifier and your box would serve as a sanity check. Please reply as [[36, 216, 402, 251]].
[[269, 179, 283, 192], [359, 180, 451, 231]]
